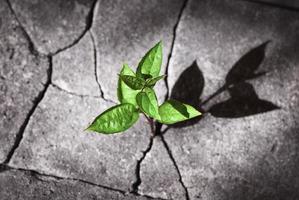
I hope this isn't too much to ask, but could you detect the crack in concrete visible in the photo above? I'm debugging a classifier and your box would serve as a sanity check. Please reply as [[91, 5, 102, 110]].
[[89, 31, 117, 104], [160, 135, 190, 200], [5, 0, 190, 199], [4, 0, 114, 164], [51, 0, 99, 56], [131, 135, 154, 194], [0, 163, 165, 200], [157, 1, 191, 199], [7, 0, 99, 56], [0, 163, 9, 173], [163, 0, 189, 101], [6, 0, 39, 56], [130, 1, 191, 198], [51, 83, 102, 99], [3, 56, 53, 164]]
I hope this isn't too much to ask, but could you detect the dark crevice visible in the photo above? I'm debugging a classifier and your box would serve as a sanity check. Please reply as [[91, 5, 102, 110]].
[[50, 0, 99, 56], [6, 0, 39, 56], [160, 135, 190, 200], [131, 135, 154, 194], [0, 163, 10, 173], [0, 164, 124, 194], [155, 122, 163, 136], [164, 0, 189, 101], [0, 163, 164, 200], [51, 83, 101, 99], [89, 31, 116, 104], [3, 56, 53, 164]]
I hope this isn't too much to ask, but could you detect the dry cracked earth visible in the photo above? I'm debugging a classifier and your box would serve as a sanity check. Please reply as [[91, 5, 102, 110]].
[[1, 0, 299, 199]]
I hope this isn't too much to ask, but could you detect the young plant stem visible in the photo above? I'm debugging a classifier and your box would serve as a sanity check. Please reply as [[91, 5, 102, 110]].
[[143, 114, 155, 136]]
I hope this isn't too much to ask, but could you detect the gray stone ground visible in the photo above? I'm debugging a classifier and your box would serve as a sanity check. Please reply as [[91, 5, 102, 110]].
[[1, 0, 299, 199]]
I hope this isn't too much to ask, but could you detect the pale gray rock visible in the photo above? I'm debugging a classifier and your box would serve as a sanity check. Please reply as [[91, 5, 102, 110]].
[[0, 0, 48, 163], [165, 0, 299, 199], [9, 0, 95, 54], [92, 0, 184, 102], [139, 136, 186, 200], [0, 168, 153, 200], [10, 85, 152, 192], [250, 0, 299, 9], [52, 32, 100, 97]]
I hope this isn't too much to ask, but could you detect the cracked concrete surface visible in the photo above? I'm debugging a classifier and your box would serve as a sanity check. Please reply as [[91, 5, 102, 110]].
[[9, 85, 151, 192], [139, 136, 186, 200], [8, 0, 96, 55], [0, 167, 154, 200], [1, 0, 299, 199], [52, 32, 101, 97], [0, 0, 49, 163]]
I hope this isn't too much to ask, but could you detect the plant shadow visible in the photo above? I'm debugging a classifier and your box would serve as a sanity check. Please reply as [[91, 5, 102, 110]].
[[170, 61, 204, 128], [209, 82, 279, 118], [167, 40, 279, 129]]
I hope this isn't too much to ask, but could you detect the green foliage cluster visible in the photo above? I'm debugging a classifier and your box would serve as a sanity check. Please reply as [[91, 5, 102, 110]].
[[86, 42, 201, 134]]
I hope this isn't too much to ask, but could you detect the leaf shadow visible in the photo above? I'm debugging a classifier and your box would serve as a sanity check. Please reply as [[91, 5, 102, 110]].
[[225, 40, 270, 85], [165, 40, 279, 130], [209, 82, 279, 118], [169, 61, 204, 128], [209, 40, 280, 118]]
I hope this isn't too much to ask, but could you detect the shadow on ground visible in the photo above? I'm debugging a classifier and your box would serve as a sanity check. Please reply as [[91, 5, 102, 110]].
[[164, 40, 299, 199], [168, 40, 278, 128]]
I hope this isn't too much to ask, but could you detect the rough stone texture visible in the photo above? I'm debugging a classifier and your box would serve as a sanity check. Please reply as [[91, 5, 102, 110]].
[[168, 0, 299, 109], [2, 0, 299, 199], [10, 85, 152, 192], [251, 0, 299, 9], [139, 136, 185, 200], [165, 0, 299, 199], [0, 0, 48, 163], [52, 32, 100, 97], [0, 169, 153, 200], [92, 0, 184, 102], [9, 0, 95, 54]]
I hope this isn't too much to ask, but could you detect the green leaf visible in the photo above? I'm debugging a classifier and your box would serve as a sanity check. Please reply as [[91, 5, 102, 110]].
[[117, 64, 140, 105], [119, 75, 145, 90], [136, 41, 162, 79], [146, 75, 166, 87], [86, 103, 139, 134], [136, 87, 160, 120], [158, 99, 201, 124]]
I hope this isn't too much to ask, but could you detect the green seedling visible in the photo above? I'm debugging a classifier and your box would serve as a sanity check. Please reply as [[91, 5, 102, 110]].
[[86, 41, 201, 135]]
